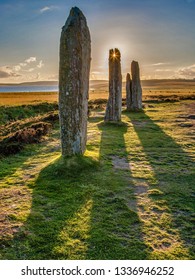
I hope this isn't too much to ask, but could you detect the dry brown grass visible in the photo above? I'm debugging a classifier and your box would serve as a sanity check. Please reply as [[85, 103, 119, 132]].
[[0, 92, 58, 106], [0, 79, 195, 105]]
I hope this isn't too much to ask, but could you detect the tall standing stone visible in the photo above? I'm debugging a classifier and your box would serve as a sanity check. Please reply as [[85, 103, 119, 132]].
[[105, 48, 122, 122], [59, 7, 91, 156], [131, 60, 142, 111], [126, 73, 132, 111]]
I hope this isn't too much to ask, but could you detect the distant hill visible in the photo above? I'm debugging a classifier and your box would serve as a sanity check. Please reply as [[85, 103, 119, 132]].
[[93, 79, 195, 88], [140, 79, 195, 88], [90, 79, 195, 91], [0, 79, 194, 89], [0, 80, 106, 87]]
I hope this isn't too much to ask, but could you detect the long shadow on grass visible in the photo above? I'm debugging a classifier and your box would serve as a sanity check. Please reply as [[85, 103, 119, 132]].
[[0, 123, 59, 182], [1, 153, 101, 260], [126, 111, 195, 258], [0, 145, 42, 181], [1, 115, 150, 259], [85, 120, 149, 259]]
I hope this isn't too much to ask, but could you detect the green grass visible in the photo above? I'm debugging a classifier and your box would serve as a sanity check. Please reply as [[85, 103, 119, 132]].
[[0, 102, 58, 125], [0, 100, 194, 259]]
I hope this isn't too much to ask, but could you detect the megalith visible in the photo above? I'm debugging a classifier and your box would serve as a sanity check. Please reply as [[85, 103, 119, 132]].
[[105, 48, 122, 122], [130, 60, 142, 111], [59, 7, 91, 156], [126, 73, 132, 111]]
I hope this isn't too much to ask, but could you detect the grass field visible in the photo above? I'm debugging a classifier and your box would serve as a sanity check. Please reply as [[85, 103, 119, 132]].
[[0, 94, 194, 259], [0, 79, 195, 105], [0, 92, 58, 106]]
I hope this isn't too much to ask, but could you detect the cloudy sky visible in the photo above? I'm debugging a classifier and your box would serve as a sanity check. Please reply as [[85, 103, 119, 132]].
[[0, 0, 195, 83]]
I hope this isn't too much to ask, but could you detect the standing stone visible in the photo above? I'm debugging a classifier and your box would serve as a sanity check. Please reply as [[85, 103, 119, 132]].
[[131, 60, 142, 111], [105, 48, 122, 122], [59, 7, 91, 156], [126, 73, 132, 111]]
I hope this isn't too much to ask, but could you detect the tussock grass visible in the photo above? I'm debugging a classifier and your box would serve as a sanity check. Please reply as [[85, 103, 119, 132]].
[[0, 102, 58, 125], [0, 103, 59, 156]]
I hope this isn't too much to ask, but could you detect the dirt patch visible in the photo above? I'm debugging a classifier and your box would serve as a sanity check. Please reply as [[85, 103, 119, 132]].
[[131, 120, 149, 127], [134, 185, 148, 195], [87, 130, 101, 141], [0, 187, 32, 241], [111, 156, 130, 170]]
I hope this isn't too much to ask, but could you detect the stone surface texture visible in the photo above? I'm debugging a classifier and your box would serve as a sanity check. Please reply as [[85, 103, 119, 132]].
[[126, 73, 132, 111], [59, 7, 91, 156], [130, 60, 142, 111], [105, 48, 122, 122]]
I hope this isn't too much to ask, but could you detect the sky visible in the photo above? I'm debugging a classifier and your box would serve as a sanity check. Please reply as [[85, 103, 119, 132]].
[[0, 0, 195, 83]]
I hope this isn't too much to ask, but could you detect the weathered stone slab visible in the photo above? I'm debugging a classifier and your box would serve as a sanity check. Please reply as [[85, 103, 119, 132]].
[[126, 72, 132, 111], [131, 60, 142, 111], [59, 7, 91, 156], [105, 48, 122, 122]]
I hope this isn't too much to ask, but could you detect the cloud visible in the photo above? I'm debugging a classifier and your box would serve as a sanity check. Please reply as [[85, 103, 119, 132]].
[[176, 64, 195, 78], [27, 68, 35, 72], [90, 71, 107, 80], [37, 60, 44, 69], [39, 6, 57, 14], [48, 74, 58, 80], [0, 57, 43, 80], [19, 62, 27, 67], [155, 69, 172, 72], [40, 6, 50, 13], [23, 60, 44, 72], [0, 70, 12, 78], [13, 65, 21, 72], [12, 58, 35, 72], [25, 57, 36, 63], [18, 59, 44, 73], [0, 67, 21, 78], [152, 62, 169, 66], [36, 73, 41, 80]]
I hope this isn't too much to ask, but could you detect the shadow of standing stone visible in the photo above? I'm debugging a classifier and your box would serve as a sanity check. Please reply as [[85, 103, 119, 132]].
[[59, 7, 91, 156]]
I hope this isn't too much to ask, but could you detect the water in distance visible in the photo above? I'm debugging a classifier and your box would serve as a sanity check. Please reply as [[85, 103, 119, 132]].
[[0, 85, 58, 93]]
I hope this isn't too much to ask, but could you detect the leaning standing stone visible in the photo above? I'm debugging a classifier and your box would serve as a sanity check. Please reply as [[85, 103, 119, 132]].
[[126, 72, 132, 111], [131, 60, 142, 111], [105, 48, 122, 122], [59, 7, 91, 156]]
